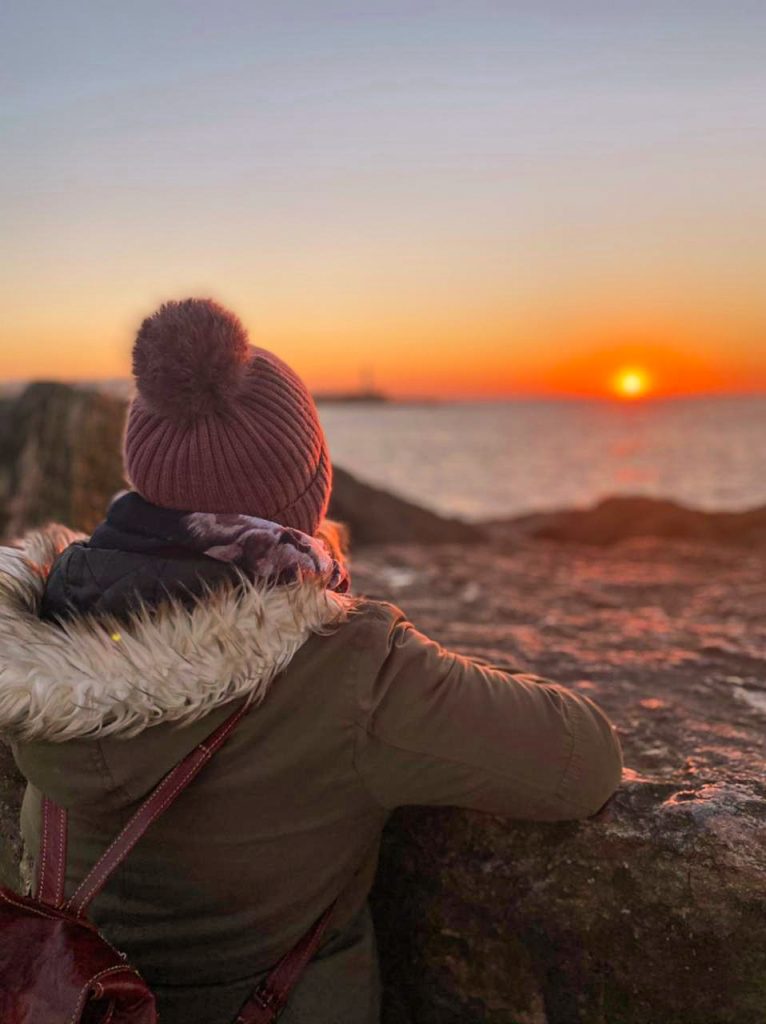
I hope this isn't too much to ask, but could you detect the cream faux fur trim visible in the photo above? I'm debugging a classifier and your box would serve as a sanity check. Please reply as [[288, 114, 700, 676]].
[[0, 526, 353, 742]]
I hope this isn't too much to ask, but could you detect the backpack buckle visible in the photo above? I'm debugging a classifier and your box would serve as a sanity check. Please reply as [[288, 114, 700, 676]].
[[235, 983, 281, 1022], [252, 983, 279, 1010]]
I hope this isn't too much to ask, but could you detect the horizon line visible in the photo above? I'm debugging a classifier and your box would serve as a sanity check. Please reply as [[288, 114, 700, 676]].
[[2, 376, 766, 404], [2, 377, 766, 404]]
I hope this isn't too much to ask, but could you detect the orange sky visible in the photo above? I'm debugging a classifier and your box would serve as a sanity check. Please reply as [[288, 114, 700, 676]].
[[3, 4, 764, 399], [3, 295, 762, 400]]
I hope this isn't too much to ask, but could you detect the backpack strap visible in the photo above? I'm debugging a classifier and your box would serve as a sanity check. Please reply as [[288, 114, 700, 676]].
[[234, 903, 335, 1024], [36, 798, 68, 906], [37, 696, 337, 1020], [37, 699, 250, 916]]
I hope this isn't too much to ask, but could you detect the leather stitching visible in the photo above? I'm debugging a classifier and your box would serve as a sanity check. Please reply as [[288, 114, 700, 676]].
[[54, 804, 66, 907], [37, 796, 50, 900], [0, 889, 60, 920]]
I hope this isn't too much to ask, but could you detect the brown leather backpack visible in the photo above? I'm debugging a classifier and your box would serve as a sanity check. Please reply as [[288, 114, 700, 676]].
[[0, 701, 333, 1023]]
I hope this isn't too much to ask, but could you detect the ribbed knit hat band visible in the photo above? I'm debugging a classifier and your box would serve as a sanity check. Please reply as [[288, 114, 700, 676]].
[[123, 299, 331, 535]]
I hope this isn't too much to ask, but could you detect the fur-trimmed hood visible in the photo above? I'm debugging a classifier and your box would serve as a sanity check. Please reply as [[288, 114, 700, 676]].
[[0, 526, 353, 742]]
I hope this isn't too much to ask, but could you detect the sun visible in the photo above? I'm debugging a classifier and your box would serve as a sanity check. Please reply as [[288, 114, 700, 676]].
[[612, 366, 651, 399]]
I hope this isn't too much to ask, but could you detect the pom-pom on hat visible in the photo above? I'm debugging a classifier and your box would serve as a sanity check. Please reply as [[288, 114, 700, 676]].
[[123, 298, 331, 536]]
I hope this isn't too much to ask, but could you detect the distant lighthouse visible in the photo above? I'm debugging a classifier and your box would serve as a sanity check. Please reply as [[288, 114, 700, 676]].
[[313, 364, 386, 404]]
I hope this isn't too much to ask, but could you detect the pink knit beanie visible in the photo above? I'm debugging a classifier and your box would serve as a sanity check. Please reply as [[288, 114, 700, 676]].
[[123, 298, 331, 536]]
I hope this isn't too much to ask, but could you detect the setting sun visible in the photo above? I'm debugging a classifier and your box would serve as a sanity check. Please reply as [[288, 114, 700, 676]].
[[613, 367, 651, 399]]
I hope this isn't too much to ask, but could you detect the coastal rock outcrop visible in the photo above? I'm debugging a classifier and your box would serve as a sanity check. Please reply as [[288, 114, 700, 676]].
[[518, 495, 766, 548], [0, 381, 127, 537]]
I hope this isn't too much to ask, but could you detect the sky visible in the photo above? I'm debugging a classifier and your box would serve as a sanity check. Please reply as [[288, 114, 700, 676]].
[[2, 1, 765, 398]]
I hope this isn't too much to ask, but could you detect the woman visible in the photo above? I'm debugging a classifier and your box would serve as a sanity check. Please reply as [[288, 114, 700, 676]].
[[1, 299, 622, 1023]]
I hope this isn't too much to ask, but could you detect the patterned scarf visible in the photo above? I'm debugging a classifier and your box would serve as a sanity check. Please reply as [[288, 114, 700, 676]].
[[90, 492, 349, 593]]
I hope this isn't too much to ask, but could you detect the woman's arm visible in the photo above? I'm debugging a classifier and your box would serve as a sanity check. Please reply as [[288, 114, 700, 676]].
[[353, 614, 622, 820]]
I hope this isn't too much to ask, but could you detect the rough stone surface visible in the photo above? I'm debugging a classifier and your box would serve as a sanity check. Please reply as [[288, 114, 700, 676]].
[[353, 539, 766, 1023], [0, 381, 127, 537], [0, 743, 23, 890]]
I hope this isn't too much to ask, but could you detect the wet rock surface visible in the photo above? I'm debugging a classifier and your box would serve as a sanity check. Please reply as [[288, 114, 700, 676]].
[[357, 539, 766, 1023]]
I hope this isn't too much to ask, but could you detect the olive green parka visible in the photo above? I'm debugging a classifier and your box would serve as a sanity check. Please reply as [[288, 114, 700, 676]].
[[1, 527, 623, 1023]]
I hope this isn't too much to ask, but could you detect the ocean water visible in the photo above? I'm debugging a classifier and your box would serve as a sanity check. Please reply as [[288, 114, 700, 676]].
[[318, 396, 766, 521]]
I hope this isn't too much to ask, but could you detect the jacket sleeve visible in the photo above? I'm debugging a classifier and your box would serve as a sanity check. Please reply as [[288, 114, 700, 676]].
[[353, 614, 623, 821]]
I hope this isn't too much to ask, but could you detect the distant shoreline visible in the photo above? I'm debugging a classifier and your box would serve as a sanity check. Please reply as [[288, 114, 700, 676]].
[[313, 390, 390, 404], [2, 380, 765, 404]]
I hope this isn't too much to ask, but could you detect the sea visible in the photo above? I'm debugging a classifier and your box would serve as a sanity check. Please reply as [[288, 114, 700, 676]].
[[317, 396, 766, 522]]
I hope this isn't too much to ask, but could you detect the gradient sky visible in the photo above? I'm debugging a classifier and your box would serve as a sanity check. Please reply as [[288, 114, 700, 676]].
[[2, 1, 764, 397]]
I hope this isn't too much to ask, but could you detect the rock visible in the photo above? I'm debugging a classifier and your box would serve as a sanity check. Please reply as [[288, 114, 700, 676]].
[[355, 537, 766, 1023], [515, 495, 766, 547], [374, 783, 766, 1024], [0, 382, 128, 537], [0, 744, 24, 890], [328, 466, 484, 546]]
